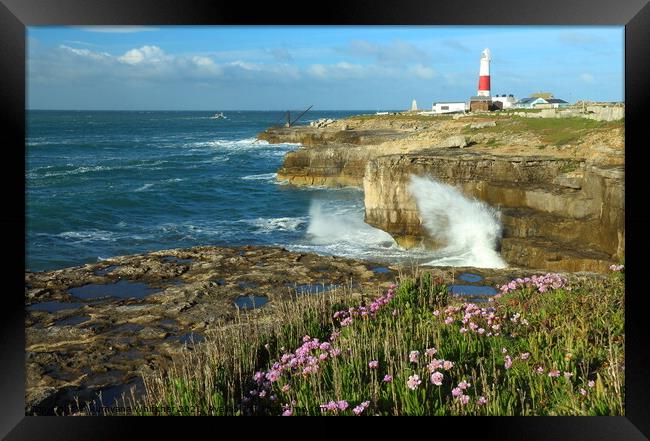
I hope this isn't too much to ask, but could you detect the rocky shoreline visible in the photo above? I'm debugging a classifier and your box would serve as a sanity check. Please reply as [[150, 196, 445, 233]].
[[25, 245, 586, 414], [259, 113, 624, 272]]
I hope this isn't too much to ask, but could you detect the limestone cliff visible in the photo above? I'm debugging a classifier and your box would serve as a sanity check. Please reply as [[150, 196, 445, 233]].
[[259, 113, 624, 272]]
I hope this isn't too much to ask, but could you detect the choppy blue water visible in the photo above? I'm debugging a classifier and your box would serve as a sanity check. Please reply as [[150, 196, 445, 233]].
[[27, 110, 429, 272]]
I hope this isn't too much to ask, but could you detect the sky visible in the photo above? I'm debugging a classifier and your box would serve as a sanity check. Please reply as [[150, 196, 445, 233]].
[[27, 26, 624, 110]]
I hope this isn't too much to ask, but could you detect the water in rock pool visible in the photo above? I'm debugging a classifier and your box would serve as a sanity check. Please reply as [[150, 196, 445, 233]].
[[27, 110, 504, 271]]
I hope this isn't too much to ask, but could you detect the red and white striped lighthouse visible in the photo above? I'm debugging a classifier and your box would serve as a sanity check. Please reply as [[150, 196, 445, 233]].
[[477, 48, 491, 97]]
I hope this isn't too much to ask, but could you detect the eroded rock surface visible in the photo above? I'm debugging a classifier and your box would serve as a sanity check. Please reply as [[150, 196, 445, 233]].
[[25, 246, 398, 414], [260, 114, 624, 272]]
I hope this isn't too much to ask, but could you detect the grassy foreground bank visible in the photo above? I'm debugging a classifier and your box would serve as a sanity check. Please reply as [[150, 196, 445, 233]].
[[126, 269, 624, 416]]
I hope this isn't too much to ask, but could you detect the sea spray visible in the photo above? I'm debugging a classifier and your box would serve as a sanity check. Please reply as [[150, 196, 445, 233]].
[[306, 199, 396, 247], [408, 175, 506, 268]]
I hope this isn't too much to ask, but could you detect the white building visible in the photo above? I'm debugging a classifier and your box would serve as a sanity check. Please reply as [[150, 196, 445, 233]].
[[491, 94, 517, 109], [432, 102, 466, 114]]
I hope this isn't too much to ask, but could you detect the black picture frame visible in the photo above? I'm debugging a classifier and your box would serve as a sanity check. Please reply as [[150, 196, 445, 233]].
[[3, 0, 649, 438]]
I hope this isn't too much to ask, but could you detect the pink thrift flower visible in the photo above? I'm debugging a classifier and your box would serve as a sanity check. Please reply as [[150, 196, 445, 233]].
[[535, 366, 544, 374], [407, 374, 421, 390], [458, 380, 471, 390], [383, 374, 393, 383], [319, 353, 328, 361], [444, 316, 454, 325], [302, 335, 311, 342], [425, 347, 438, 357], [259, 390, 267, 398], [478, 328, 485, 334], [459, 395, 470, 405], [504, 355, 513, 370], [433, 310, 440, 316], [392, 309, 399, 317], [427, 359, 442, 372], [281, 384, 291, 393], [580, 388, 587, 396], [548, 370, 560, 378], [319, 342, 331, 351], [443, 360, 454, 370], [337, 400, 349, 411], [409, 351, 420, 363], [430, 371, 444, 386], [502, 348, 508, 354], [282, 409, 292, 416], [588, 380, 595, 388], [477, 396, 488, 406], [459, 327, 468, 334], [520, 352, 530, 360], [368, 360, 379, 369], [451, 387, 462, 397]]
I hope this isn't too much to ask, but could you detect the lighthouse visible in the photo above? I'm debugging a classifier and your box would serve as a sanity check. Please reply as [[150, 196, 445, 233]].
[[477, 48, 491, 97]]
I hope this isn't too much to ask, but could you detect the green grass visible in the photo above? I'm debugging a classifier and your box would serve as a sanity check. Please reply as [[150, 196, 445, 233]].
[[121, 270, 624, 416]]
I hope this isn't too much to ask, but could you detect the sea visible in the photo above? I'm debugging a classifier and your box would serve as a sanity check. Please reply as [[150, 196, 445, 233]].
[[26, 110, 442, 272]]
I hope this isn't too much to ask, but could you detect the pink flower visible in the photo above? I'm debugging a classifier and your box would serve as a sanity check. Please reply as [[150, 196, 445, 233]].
[[353, 401, 370, 415], [330, 348, 342, 358], [427, 359, 442, 372], [407, 374, 421, 390], [425, 347, 438, 357], [520, 352, 530, 360], [320, 401, 338, 412], [580, 388, 587, 396], [383, 374, 393, 383], [459, 327, 468, 334], [588, 380, 595, 388], [282, 408, 293, 416], [504, 355, 513, 370], [451, 387, 462, 397], [409, 351, 420, 363], [337, 400, 349, 411], [458, 380, 471, 390], [459, 395, 470, 405], [319, 353, 328, 361], [548, 370, 560, 378], [259, 390, 267, 398], [281, 384, 291, 392], [535, 366, 544, 374], [477, 396, 488, 406], [563, 372, 573, 379], [433, 310, 440, 316], [302, 335, 311, 342], [443, 360, 454, 370], [444, 317, 454, 325], [430, 371, 444, 386], [478, 328, 485, 334], [319, 342, 331, 351], [368, 360, 379, 369], [392, 309, 399, 317], [501, 348, 508, 354]]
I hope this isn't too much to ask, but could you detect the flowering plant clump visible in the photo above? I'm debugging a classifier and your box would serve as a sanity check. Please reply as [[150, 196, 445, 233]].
[[145, 268, 622, 417], [609, 264, 624, 272], [498, 273, 569, 294]]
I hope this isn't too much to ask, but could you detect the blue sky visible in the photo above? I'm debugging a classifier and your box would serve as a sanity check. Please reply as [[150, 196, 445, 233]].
[[27, 26, 624, 110]]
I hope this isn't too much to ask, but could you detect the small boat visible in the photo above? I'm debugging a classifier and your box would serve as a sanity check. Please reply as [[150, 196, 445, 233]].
[[211, 112, 226, 119]]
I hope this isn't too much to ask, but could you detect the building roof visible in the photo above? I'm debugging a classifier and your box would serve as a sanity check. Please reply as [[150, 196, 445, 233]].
[[517, 97, 543, 104], [546, 98, 568, 104]]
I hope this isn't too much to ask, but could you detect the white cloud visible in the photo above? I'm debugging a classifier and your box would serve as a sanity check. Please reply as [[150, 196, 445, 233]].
[[59, 44, 111, 61], [408, 64, 437, 80], [118, 45, 170, 65], [580, 73, 595, 83]]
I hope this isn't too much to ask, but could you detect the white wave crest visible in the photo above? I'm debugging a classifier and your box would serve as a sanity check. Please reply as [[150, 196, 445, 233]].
[[408, 175, 506, 268]]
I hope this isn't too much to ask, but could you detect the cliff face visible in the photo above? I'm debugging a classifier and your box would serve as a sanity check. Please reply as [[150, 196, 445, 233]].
[[259, 114, 624, 272], [363, 152, 623, 272]]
